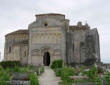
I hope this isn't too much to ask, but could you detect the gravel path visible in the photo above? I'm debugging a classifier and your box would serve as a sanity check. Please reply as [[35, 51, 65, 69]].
[[38, 67, 61, 85]]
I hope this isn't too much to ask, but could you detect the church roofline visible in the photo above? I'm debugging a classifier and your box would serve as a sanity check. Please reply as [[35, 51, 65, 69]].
[[35, 13, 65, 17], [5, 29, 28, 37], [69, 25, 89, 31]]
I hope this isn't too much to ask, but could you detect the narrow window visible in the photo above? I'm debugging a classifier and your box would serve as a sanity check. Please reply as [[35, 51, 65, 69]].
[[24, 51, 27, 57], [73, 44, 74, 52], [9, 46, 11, 53]]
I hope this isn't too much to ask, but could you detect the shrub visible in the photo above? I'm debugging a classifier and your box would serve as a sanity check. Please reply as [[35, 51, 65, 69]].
[[51, 59, 64, 69], [80, 66, 86, 73], [0, 66, 11, 85], [28, 65, 38, 72], [40, 66, 44, 73], [0, 61, 20, 68], [21, 67, 30, 73], [67, 67, 75, 76], [55, 68, 62, 77], [28, 64, 35, 69], [13, 66, 21, 72], [61, 68, 70, 81], [30, 73, 39, 85], [85, 66, 98, 81], [105, 72, 110, 85], [6, 66, 30, 73], [60, 67, 75, 82]]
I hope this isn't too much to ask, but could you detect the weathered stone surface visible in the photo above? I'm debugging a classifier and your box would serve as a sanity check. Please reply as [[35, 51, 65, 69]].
[[4, 13, 100, 66], [7, 80, 30, 85], [70, 76, 88, 80], [74, 82, 94, 85], [73, 81, 108, 85], [11, 72, 29, 80]]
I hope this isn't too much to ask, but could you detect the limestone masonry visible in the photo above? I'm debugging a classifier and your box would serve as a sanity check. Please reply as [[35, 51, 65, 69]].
[[4, 13, 100, 66]]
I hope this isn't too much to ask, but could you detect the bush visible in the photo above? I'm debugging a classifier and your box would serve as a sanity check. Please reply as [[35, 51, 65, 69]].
[[21, 67, 30, 73], [51, 59, 64, 69], [0, 65, 40, 85], [54, 67, 75, 82], [0, 66, 11, 85], [61, 67, 75, 82], [67, 67, 76, 76], [5, 66, 31, 73], [84, 66, 98, 82], [30, 73, 39, 85], [61, 68, 71, 81], [0, 61, 20, 68], [105, 72, 110, 85], [28, 64, 35, 69], [13, 66, 21, 72], [80, 66, 86, 73], [40, 66, 44, 73], [55, 68, 62, 77]]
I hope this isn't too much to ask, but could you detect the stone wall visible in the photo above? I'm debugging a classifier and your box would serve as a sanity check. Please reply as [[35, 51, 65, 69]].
[[8, 80, 30, 85], [66, 28, 100, 65], [4, 32, 28, 62], [28, 14, 69, 66], [4, 13, 100, 66], [20, 44, 28, 65]]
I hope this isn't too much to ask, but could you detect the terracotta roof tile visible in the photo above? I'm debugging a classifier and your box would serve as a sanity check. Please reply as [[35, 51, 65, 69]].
[[69, 26, 89, 31]]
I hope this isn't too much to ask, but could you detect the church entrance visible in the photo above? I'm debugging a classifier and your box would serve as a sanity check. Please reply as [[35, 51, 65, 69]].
[[43, 52, 50, 66]]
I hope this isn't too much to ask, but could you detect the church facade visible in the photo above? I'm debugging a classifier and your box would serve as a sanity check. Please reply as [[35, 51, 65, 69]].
[[4, 13, 100, 66]]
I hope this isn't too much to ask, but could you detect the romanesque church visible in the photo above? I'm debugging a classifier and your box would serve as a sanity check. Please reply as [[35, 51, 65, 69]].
[[4, 13, 100, 66]]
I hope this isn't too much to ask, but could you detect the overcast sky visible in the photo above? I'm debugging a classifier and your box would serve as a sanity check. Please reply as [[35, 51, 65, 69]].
[[0, 0, 110, 63]]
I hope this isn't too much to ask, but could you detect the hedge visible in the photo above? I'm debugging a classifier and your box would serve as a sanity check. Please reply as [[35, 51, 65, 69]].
[[51, 59, 64, 69], [0, 61, 21, 68]]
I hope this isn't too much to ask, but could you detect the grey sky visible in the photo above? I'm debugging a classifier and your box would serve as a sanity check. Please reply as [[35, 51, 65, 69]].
[[0, 0, 110, 63]]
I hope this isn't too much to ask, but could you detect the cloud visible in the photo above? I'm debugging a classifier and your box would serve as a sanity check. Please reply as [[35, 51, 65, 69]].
[[0, 0, 110, 63]]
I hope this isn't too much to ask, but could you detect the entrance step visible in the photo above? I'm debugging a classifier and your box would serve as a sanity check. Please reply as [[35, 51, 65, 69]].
[[44, 66, 50, 69]]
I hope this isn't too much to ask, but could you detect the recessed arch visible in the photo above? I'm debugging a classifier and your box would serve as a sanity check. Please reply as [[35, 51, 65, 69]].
[[40, 46, 54, 56], [43, 52, 50, 66]]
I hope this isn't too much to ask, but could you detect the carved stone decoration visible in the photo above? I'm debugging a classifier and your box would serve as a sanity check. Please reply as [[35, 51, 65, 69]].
[[40, 46, 54, 56], [31, 32, 61, 44], [32, 49, 40, 56], [54, 49, 61, 56]]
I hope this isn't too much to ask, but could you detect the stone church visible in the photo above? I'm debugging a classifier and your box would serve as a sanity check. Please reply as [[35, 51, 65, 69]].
[[4, 13, 100, 66]]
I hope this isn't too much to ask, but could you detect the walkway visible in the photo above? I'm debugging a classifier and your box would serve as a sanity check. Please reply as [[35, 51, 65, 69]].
[[38, 67, 61, 85]]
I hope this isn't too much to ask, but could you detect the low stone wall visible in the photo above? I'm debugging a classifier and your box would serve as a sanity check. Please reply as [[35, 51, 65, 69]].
[[7, 80, 30, 85], [73, 81, 108, 85], [11, 72, 29, 80]]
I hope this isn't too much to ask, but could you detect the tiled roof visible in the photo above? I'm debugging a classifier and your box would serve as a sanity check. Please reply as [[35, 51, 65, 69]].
[[69, 25, 89, 31], [5, 30, 28, 37]]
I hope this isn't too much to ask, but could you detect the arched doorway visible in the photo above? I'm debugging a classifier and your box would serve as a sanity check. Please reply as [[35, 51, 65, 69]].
[[43, 52, 50, 66]]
